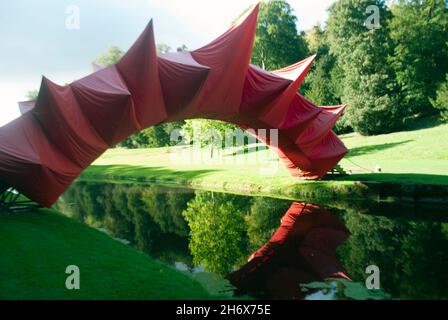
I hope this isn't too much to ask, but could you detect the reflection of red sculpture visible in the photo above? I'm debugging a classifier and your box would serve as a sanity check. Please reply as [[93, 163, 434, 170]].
[[227, 202, 350, 299], [0, 4, 347, 207]]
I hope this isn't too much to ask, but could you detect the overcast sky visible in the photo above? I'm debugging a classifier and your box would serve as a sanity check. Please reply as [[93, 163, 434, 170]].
[[0, 0, 336, 126]]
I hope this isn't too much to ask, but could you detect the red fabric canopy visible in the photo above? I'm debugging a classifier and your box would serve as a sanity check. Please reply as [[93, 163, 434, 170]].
[[0, 4, 348, 207]]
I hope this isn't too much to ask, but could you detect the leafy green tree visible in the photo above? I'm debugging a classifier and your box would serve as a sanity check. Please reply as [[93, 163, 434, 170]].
[[180, 119, 262, 158], [304, 25, 343, 103], [431, 74, 448, 120], [94, 46, 124, 66], [302, 22, 354, 134], [251, 0, 308, 70], [303, 25, 349, 132], [326, 0, 403, 135], [177, 44, 188, 52], [25, 90, 38, 100], [181, 120, 237, 146], [156, 43, 171, 54], [390, 0, 448, 116]]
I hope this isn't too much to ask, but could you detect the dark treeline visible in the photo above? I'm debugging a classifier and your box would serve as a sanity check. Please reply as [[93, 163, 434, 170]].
[[56, 181, 448, 299]]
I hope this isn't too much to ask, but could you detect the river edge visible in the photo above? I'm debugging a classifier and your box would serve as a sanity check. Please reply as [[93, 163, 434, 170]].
[[79, 170, 448, 206]]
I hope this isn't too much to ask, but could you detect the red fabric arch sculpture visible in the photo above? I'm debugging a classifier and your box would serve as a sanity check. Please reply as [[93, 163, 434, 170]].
[[0, 5, 348, 207]]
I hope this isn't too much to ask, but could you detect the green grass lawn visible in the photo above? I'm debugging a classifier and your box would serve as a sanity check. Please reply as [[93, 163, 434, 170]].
[[0, 209, 214, 299], [82, 122, 448, 197], [339, 122, 448, 184]]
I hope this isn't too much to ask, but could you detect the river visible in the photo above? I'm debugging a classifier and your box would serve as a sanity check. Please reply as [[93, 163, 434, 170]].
[[55, 181, 448, 300]]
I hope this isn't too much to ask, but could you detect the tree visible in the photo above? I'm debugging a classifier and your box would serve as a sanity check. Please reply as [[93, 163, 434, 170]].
[[431, 74, 448, 121], [181, 119, 237, 146], [303, 26, 341, 105], [303, 24, 350, 133], [390, 0, 448, 117], [251, 0, 308, 70], [303, 25, 340, 106], [326, 0, 403, 135], [94, 46, 124, 66], [156, 43, 171, 54], [26, 90, 38, 100], [177, 44, 188, 52]]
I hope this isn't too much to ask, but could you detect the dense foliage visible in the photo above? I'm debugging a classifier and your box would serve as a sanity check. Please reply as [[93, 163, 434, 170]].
[[251, 0, 308, 70], [325, 0, 404, 135], [431, 74, 448, 120], [306, 0, 447, 134], [390, 0, 448, 116]]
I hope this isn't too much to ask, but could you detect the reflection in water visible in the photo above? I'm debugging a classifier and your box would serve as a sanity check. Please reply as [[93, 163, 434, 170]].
[[56, 181, 448, 299], [183, 191, 250, 275], [227, 202, 351, 299]]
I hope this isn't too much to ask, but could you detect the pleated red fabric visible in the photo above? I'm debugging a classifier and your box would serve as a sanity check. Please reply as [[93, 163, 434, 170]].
[[0, 4, 348, 207]]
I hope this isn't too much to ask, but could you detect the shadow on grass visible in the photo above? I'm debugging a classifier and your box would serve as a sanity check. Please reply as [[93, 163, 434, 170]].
[[347, 140, 413, 157], [335, 173, 448, 185], [403, 115, 444, 131], [84, 165, 220, 181]]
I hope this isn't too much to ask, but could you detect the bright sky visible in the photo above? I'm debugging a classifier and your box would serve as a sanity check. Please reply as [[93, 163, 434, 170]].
[[0, 0, 336, 126]]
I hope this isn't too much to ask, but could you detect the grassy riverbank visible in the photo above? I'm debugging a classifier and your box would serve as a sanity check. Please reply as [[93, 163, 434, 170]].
[[339, 121, 448, 184], [80, 122, 448, 202], [0, 209, 214, 299]]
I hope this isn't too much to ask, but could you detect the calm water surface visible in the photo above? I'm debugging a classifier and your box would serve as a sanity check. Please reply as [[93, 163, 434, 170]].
[[56, 181, 448, 300]]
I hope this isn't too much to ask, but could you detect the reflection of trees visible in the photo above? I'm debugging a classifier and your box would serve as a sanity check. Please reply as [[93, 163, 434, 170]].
[[142, 188, 192, 237], [182, 192, 251, 276], [335, 209, 448, 299], [57, 182, 193, 262], [182, 193, 299, 277], [245, 197, 291, 251], [58, 182, 448, 299], [395, 221, 448, 299]]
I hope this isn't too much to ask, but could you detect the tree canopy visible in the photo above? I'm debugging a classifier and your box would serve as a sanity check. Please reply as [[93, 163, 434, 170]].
[[251, 0, 308, 70]]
